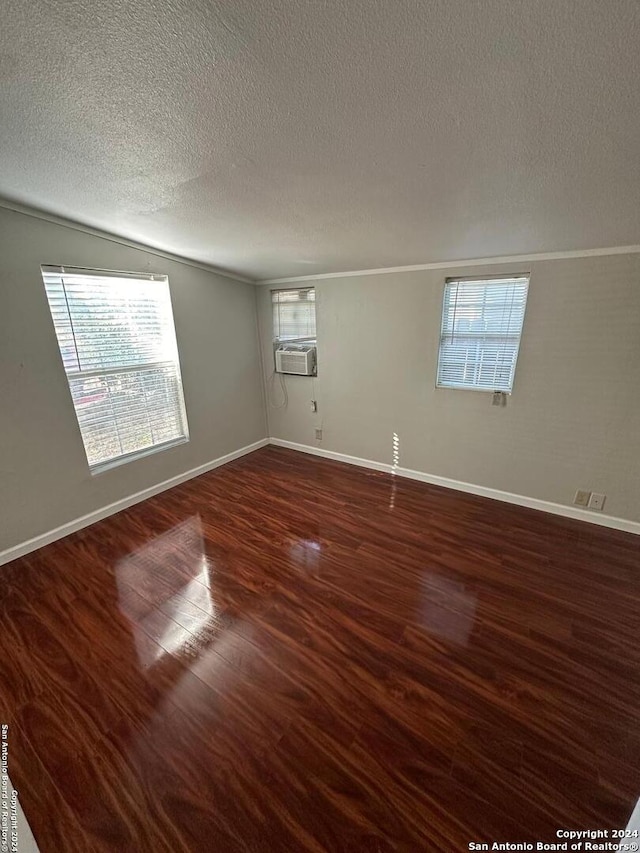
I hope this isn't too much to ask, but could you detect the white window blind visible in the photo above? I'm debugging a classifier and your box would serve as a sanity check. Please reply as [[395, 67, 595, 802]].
[[437, 276, 529, 392], [272, 288, 316, 342], [41, 266, 189, 472]]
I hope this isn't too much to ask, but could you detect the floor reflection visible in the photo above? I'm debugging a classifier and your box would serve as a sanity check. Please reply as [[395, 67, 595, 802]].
[[289, 537, 322, 576], [116, 515, 215, 666], [113, 515, 268, 780], [419, 572, 477, 646], [390, 432, 400, 509]]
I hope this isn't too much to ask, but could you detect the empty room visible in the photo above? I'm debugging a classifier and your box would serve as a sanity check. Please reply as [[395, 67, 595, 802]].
[[1, 0, 639, 851]]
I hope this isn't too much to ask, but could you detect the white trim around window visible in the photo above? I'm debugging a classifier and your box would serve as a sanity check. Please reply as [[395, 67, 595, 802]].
[[41, 265, 189, 473]]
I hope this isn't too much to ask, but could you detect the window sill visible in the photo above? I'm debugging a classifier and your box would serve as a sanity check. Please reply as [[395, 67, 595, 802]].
[[436, 384, 513, 394], [274, 339, 317, 346], [89, 436, 189, 476]]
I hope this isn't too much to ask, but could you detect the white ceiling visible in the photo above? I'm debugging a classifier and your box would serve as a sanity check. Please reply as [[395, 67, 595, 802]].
[[1, 0, 639, 281]]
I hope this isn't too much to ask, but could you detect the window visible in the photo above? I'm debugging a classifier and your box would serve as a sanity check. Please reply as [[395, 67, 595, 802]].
[[42, 266, 189, 472], [272, 288, 316, 342], [436, 275, 529, 392]]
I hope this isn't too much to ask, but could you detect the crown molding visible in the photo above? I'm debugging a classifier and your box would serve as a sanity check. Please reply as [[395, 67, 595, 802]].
[[258, 244, 640, 285], [4, 196, 639, 286], [0, 197, 255, 284]]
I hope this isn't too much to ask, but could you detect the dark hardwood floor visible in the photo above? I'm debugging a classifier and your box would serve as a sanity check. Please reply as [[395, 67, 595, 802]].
[[2, 446, 639, 851]]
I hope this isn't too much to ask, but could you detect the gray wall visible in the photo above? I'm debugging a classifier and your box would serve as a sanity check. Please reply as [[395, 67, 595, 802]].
[[258, 254, 640, 523], [0, 207, 266, 552]]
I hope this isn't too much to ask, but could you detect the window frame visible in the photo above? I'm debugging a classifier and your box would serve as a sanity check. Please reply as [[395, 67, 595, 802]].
[[435, 273, 530, 394], [271, 287, 317, 345], [41, 265, 189, 474]]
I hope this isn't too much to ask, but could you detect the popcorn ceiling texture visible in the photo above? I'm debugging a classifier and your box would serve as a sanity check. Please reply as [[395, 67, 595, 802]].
[[1, 0, 639, 280]]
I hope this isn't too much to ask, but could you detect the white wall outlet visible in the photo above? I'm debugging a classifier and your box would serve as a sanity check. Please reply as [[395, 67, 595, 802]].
[[588, 493, 606, 511], [315, 428, 322, 441], [310, 400, 317, 412], [574, 490, 591, 507]]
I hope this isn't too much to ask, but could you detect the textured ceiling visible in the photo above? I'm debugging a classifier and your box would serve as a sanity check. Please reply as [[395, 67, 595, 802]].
[[1, 0, 639, 281]]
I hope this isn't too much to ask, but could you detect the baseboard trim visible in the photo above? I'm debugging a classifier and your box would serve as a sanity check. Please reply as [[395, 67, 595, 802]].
[[4, 435, 637, 567], [269, 438, 640, 535], [0, 439, 269, 567], [270, 438, 393, 475]]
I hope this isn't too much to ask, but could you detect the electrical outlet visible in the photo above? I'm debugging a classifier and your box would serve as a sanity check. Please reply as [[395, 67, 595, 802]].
[[310, 400, 317, 413], [315, 428, 322, 441], [574, 490, 591, 507], [588, 493, 606, 511]]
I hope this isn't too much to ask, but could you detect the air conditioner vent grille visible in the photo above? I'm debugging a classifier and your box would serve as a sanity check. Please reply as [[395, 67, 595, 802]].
[[275, 345, 316, 376]]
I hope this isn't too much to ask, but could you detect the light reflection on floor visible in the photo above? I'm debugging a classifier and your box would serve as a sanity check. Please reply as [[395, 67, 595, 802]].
[[116, 515, 214, 666], [113, 514, 264, 769], [419, 572, 477, 646], [390, 431, 400, 509], [147, 575, 212, 662], [289, 538, 321, 576]]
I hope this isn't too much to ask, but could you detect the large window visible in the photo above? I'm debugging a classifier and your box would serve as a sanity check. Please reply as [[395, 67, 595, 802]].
[[42, 266, 189, 472], [436, 275, 529, 392], [272, 287, 316, 342]]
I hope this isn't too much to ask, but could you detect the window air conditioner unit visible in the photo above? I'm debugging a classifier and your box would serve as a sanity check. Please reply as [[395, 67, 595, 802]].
[[275, 344, 316, 376]]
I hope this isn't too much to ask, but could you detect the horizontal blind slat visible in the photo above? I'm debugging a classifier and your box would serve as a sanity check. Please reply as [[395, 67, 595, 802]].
[[437, 277, 529, 392], [272, 287, 317, 341], [43, 269, 188, 468]]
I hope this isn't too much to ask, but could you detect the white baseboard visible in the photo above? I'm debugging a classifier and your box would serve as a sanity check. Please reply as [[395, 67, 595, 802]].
[[3, 434, 637, 567], [0, 438, 269, 567], [269, 438, 640, 535], [270, 438, 393, 475]]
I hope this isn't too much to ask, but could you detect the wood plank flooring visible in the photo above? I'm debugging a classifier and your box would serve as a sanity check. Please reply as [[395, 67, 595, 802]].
[[2, 445, 639, 851]]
